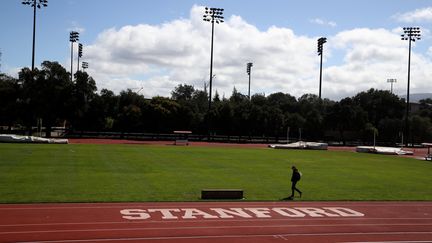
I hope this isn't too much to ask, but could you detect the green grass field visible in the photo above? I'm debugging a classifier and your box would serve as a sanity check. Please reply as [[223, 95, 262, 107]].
[[0, 143, 431, 203]]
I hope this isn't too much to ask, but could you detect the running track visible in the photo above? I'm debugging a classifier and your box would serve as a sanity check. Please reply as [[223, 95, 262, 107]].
[[1, 201, 432, 243]]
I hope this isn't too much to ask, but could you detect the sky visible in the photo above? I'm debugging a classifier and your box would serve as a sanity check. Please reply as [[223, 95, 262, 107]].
[[1, 0, 432, 100]]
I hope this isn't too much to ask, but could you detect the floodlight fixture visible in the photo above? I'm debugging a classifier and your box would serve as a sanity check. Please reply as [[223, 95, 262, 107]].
[[70, 31, 79, 42], [317, 37, 327, 55], [78, 43, 83, 57], [22, 0, 48, 8], [77, 43, 83, 72], [82, 61, 88, 70], [387, 78, 397, 94]]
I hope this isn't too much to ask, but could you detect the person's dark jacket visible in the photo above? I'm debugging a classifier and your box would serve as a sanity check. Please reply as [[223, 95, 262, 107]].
[[291, 170, 301, 182]]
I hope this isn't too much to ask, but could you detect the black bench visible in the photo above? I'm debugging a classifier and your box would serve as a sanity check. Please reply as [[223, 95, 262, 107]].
[[201, 189, 244, 200]]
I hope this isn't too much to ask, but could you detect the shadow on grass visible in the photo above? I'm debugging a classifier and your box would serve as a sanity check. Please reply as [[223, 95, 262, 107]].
[[281, 196, 293, 201]]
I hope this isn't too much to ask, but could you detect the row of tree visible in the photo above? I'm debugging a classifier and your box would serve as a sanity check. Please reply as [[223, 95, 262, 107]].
[[1, 61, 432, 144]]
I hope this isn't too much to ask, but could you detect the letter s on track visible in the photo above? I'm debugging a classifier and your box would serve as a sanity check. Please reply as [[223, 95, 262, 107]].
[[120, 209, 150, 220]]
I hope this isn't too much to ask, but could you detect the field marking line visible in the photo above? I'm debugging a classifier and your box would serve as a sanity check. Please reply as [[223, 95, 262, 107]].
[[2, 222, 432, 235], [1, 217, 432, 228], [1, 203, 432, 210], [274, 234, 289, 240], [14, 231, 432, 243], [341, 241, 432, 243]]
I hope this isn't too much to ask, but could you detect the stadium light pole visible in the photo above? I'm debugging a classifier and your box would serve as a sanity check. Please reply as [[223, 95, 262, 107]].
[[317, 37, 327, 99], [69, 31, 79, 81], [401, 27, 421, 146], [22, 0, 48, 71], [387, 78, 397, 94], [77, 43, 83, 73], [203, 7, 224, 112], [246, 62, 253, 99]]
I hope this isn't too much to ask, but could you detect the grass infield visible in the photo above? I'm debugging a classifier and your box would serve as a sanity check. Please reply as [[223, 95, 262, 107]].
[[0, 143, 431, 203]]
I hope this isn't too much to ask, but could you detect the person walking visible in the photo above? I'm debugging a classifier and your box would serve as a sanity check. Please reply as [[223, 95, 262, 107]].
[[289, 166, 302, 199]]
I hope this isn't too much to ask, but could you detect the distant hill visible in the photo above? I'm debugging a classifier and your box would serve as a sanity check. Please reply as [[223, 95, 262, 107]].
[[399, 93, 432, 103]]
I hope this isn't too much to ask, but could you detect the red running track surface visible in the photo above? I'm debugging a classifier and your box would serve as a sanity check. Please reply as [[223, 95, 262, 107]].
[[1, 201, 432, 243], [68, 138, 430, 158]]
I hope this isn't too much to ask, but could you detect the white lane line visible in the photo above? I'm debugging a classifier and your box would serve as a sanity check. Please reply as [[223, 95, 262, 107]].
[[341, 241, 432, 243], [14, 231, 432, 243], [1, 217, 432, 227], [2, 223, 432, 235], [1, 203, 432, 210], [276, 234, 289, 240]]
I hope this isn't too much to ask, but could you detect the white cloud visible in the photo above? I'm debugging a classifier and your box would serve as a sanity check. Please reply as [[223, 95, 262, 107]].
[[84, 5, 432, 100], [326, 28, 432, 98], [394, 7, 432, 23], [68, 21, 86, 34], [309, 18, 337, 27]]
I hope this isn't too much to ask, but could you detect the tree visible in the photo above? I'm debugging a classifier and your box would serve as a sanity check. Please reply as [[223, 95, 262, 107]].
[[353, 89, 405, 125], [251, 93, 267, 106], [0, 74, 20, 131], [410, 115, 432, 143], [213, 90, 221, 103], [249, 94, 267, 136], [97, 89, 119, 130], [267, 92, 297, 113], [416, 99, 432, 120], [326, 97, 367, 144], [265, 106, 285, 138], [228, 88, 251, 136], [298, 94, 325, 140], [6, 61, 432, 144], [70, 71, 97, 130], [171, 84, 195, 101], [191, 89, 208, 113], [378, 118, 403, 145], [363, 123, 379, 146], [147, 96, 181, 132], [18, 61, 73, 137], [116, 89, 147, 132], [212, 100, 233, 135], [189, 89, 208, 133]]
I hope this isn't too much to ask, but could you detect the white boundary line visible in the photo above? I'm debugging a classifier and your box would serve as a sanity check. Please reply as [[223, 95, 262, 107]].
[[342, 241, 432, 243], [2, 222, 432, 235], [1, 202, 432, 210], [1, 217, 432, 228], [14, 231, 432, 243]]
